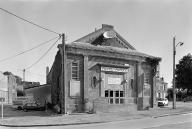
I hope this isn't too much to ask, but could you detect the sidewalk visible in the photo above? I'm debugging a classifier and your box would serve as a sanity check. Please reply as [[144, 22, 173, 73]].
[[1, 102, 192, 127]]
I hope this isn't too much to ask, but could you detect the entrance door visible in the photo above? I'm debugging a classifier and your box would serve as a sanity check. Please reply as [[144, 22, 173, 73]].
[[104, 73, 125, 104]]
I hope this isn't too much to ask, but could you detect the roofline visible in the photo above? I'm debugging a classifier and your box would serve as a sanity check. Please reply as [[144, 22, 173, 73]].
[[74, 28, 103, 42], [57, 43, 161, 63], [74, 25, 136, 50], [114, 30, 136, 50], [64, 43, 161, 61]]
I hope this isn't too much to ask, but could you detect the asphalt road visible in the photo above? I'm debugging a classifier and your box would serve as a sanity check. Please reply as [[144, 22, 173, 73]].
[[1, 112, 192, 129]]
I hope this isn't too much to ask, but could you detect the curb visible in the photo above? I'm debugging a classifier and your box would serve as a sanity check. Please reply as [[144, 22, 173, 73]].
[[0, 121, 108, 127], [1, 111, 192, 127], [151, 111, 192, 118]]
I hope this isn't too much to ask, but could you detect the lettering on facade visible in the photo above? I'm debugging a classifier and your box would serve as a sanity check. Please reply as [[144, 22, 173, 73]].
[[101, 66, 129, 73]]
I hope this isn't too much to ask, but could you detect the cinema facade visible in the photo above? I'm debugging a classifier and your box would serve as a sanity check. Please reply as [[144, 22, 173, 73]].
[[47, 24, 161, 113]]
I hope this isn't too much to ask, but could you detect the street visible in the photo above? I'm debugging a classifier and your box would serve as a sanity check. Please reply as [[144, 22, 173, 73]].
[[1, 112, 192, 129]]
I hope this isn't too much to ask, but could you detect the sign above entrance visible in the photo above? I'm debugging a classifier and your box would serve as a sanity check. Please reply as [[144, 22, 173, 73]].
[[108, 77, 121, 85], [101, 66, 129, 73]]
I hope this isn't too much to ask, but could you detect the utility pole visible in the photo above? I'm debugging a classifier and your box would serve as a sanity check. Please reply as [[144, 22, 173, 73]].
[[61, 33, 66, 114], [172, 36, 184, 109], [23, 69, 25, 81], [173, 37, 176, 109]]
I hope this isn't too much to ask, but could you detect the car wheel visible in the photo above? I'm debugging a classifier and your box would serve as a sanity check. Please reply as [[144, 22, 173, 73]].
[[23, 108, 27, 112], [18, 106, 22, 110]]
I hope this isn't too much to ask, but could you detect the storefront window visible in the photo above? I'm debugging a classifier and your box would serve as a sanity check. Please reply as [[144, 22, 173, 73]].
[[110, 90, 113, 97], [115, 91, 119, 97], [120, 91, 124, 97], [115, 98, 119, 104], [120, 99, 124, 104], [105, 90, 108, 97], [105, 90, 124, 104], [110, 98, 113, 104]]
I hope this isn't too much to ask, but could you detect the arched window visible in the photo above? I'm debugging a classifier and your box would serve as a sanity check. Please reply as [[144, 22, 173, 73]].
[[92, 76, 97, 87]]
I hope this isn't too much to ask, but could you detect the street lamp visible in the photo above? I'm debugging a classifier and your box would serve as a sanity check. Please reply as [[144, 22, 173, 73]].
[[173, 36, 184, 109]]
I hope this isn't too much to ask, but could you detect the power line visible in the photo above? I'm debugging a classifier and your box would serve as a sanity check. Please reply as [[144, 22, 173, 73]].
[[0, 7, 60, 35], [0, 36, 60, 63], [17, 69, 44, 77], [26, 70, 45, 77], [25, 36, 61, 70]]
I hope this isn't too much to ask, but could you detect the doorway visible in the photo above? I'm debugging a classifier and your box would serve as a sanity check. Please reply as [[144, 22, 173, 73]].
[[104, 73, 125, 104]]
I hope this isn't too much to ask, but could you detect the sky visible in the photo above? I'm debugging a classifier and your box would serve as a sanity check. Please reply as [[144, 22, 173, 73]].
[[0, 0, 192, 86]]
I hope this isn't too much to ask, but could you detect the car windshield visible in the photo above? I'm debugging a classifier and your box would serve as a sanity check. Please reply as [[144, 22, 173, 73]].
[[157, 98, 164, 101]]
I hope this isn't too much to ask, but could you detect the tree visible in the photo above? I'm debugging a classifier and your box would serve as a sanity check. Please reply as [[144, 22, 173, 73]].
[[167, 88, 173, 100], [175, 54, 192, 95]]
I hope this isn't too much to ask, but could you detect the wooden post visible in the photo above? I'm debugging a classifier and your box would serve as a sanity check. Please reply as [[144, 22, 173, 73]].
[[61, 33, 67, 114], [173, 36, 176, 109], [1, 102, 3, 119], [23, 69, 25, 81], [0, 98, 4, 119]]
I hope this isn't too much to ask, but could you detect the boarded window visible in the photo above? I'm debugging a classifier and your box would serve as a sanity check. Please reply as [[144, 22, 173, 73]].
[[72, 62, 79, 80], [144, 72, 150, 84], [69, 80, 80, 97]]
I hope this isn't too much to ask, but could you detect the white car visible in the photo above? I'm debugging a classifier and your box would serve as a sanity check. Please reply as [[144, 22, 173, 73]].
[[157, 98, 168, 106]]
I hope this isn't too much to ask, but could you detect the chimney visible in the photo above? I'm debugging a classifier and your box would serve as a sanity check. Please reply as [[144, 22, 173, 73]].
[[46, 67, 49, 84], [102, 24, 114, 30]]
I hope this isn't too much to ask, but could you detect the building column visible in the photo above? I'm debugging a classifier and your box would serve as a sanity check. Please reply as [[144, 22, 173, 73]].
[[152, 73, 156, 107], [136, 62, 144, 110], [83, 55, 89, 111], [100, 72, 105, 97]]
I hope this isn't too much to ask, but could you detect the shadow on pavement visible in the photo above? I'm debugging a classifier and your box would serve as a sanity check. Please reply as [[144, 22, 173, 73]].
[[0, 105, 55, 118]]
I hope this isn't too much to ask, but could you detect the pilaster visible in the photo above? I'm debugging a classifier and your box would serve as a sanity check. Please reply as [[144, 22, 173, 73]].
[[136, 62, 144, 110], [83, 55, 89, 102]]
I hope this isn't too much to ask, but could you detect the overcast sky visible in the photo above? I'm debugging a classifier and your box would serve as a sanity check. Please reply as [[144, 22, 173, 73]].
[[0, 0, 192, 86]]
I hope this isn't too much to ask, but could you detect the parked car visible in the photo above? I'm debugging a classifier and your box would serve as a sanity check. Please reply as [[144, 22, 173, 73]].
[[12, 96, 34, 110], [183, 96, 192, 102], [23, 102, 45, 112], [157, 98, 168, 106]]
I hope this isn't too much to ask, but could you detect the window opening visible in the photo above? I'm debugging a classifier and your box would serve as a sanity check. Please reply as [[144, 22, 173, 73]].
[[72, 62, 79, 80], [105, 90, 124, 104]]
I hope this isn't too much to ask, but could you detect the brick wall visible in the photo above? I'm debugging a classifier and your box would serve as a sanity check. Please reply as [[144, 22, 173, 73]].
[[49, 48, 158, 113]]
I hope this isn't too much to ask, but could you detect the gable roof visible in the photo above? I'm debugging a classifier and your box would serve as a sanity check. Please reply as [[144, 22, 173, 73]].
[[74, 24, 136, 50]]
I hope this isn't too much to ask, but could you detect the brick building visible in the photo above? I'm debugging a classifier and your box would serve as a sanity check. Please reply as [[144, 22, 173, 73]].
[[47, 24, 161, 113]]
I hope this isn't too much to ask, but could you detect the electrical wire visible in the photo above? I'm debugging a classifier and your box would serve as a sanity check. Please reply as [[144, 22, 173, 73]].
[[25, 71, 45, 77], [25, 36, 61, 70], [0, 36, 60, 63], [0, 7, 60, 35], [17, 69, 44, 77]]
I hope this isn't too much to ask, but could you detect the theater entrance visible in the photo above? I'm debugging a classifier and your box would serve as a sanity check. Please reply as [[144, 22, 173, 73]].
[[104, 73, 125, 104]]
